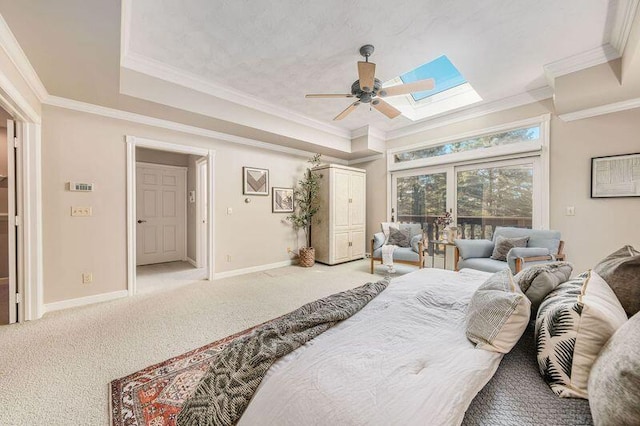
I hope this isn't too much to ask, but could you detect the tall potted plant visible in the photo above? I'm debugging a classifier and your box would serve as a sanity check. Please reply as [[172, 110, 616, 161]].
[[288, 154, 322, 267]]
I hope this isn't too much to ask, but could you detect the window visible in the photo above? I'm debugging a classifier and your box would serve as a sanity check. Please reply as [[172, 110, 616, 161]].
[[383, 55, 482, 121], [394, 126, 540, 163], [389, 117, 550, 241], [456, 163, 533, 240], [399, 56, 467, 101], [395, 172, 447, 238]]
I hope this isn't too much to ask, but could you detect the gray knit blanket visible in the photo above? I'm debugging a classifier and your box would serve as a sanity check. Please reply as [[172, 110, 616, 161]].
[[177, 278, 390, 426]]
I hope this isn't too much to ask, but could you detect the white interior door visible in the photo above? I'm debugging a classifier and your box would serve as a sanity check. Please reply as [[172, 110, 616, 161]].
[[6, 120, 18, 324], [196, 159, 207, 268], [136, 163, 187, 266]]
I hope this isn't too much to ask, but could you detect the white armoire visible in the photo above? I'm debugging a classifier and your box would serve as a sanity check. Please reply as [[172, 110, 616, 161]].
[[311, 164, 366, 265]]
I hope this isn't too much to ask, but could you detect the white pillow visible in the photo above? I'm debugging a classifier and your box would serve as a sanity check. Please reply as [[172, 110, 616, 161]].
[[466, 269, 531, 353], [535, 270, 628, 398]]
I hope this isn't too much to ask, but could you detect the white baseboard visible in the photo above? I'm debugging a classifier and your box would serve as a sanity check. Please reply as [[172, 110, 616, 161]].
[[186, 257, 198, 268], [214, 259, 297, 280], [43, 290, 129, 314]]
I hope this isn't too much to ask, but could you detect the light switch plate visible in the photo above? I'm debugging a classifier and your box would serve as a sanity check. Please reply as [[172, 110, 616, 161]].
[[71, 206, 92, 217], [565, 206, 575, 216]]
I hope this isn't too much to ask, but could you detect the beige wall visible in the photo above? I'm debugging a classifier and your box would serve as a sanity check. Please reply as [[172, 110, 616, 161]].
[[369, 99, 640, 273], [42, 105, 307, 304]]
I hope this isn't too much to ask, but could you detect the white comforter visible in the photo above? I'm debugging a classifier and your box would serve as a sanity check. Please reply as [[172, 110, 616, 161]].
[[239, 268, 501, 426]]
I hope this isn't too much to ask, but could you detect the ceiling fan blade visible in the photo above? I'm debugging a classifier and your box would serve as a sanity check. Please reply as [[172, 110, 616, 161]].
[[334, 102, 360, 121], [305, 94, 354, 98], [371, 98, 402, 119], [357, 61, 376, 93], [379, 78, 435, 97]]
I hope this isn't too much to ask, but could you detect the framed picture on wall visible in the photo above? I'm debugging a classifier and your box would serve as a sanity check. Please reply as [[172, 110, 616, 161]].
[[591, 153, 640, 198], [272, 187, 294, 213], [243, 167, 269, 195]]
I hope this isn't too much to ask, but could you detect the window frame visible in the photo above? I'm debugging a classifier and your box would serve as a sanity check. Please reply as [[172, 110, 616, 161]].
[[386, 114, 550, 230], [387, 114, 549, 172]]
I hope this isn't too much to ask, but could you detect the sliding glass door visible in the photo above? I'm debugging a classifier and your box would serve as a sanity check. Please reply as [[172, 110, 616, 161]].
[[392, 168, 450, 242], [391, 157, 541, 241], [456, 160, 534, 240]]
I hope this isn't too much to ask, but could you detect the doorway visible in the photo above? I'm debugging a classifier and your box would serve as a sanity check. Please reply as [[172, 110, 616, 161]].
[[126, 137, 215, 296], [1, 112, 19, 325]]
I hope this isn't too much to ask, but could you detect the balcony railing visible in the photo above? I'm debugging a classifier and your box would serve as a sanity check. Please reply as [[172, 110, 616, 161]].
[[396, 214, 532, 255]]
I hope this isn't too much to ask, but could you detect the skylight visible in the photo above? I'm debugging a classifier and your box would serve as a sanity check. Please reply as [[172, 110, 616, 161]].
[[400, 55, 467, 102], [383, 55, 482, 121]]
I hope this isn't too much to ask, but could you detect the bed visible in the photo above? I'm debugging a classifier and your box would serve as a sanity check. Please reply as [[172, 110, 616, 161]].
[[237, 268, 501, 425]]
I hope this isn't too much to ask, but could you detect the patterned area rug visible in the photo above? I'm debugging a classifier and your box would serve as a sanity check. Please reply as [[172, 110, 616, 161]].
[[110, 324, 261, 426]]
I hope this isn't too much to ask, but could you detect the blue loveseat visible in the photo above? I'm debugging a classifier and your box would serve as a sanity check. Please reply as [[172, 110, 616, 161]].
[[454, 226, 565, 274]]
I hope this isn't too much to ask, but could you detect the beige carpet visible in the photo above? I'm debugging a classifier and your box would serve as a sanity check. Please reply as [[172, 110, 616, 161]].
[[0, 259, 397, 425]]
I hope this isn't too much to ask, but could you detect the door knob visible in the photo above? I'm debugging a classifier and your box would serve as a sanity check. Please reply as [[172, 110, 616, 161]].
[[137, 219, 147, 224]]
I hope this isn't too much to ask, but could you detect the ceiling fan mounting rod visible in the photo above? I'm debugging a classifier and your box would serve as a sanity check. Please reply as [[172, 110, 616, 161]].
[[359, 44, 374, 61]]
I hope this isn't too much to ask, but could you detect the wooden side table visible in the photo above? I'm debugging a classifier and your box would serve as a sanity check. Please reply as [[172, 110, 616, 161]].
[[427, 240, 457, 269]]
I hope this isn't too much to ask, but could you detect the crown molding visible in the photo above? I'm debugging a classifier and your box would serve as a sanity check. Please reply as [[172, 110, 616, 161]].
[[610, 0, 640, 55], [347, 153, 384, 165], [43, 95, 349, 164], [543, 43, 621, 87], [121, 53, 351, 140], [350, 125, 387, 140], [558, 96, 640, 121], [0, 13, 48, 102], [385, 86, 553, 141]]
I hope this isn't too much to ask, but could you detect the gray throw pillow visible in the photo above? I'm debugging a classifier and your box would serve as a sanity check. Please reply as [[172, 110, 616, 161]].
[[588, 312, 640, 425], [490, 236, 529, 261], [513, 262, 573, 314], [594, 245, 640, 317], [387, 227, 410, 248]]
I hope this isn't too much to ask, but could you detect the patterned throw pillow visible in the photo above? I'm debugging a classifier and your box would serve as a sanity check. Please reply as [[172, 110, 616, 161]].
[[490, 236, 529, 261], [387, 227, 411, 247], [466, 269, 531, 353], [594, 245, 640, 317], [535, 270, 628, 399]]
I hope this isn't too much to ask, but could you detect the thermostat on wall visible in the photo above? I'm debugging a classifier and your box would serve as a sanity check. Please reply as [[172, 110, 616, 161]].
[[69, 182, 94, 192]]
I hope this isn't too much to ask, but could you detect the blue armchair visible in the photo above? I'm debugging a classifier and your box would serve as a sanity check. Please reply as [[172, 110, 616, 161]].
[[453, 226, 565, 274], [370, 223, 424, 273]]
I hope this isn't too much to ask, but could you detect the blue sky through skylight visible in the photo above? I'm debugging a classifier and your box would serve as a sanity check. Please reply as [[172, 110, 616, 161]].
[[400, 55, 467, 102]]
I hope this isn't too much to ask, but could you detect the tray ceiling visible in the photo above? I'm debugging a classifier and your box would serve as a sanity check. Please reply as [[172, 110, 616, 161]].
[[125, 0, 619, 131]]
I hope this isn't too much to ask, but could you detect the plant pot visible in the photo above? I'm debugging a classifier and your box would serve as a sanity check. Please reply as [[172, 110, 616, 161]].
[[299, 247, 315, 267]]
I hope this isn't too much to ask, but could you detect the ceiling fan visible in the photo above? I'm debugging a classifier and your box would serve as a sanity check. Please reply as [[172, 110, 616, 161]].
[[306, 44, 435, 121]]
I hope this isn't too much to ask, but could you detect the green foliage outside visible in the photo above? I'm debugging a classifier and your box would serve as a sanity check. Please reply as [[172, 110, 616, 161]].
[[395, 127, 536, 239]]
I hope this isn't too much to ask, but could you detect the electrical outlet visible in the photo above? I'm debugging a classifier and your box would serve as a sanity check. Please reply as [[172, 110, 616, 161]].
[[226, 255, 231, 262], [82, 273, 93, 284], [71, 206, 92, 217]]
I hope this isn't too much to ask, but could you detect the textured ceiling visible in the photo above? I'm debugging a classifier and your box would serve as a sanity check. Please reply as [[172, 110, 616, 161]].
[[127, 0, 618, 131]]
